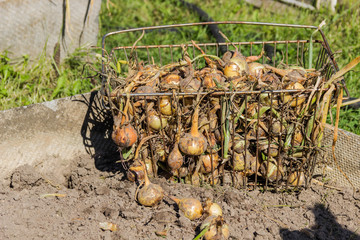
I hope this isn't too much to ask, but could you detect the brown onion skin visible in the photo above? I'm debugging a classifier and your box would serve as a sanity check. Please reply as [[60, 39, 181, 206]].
[[112, 123, 138, 148], [137, 183, 164, 207], [260, 160, 284, 182], [248, 62, 265, 77], [127, 163, 145, 182], [167, 144, 184, 171], [201, 215, 230, 240], [179, 92, 208, 156], [162, 74, 181, 86], [288, 171, 305, 186], [200, 153, 219, 174], [159, 96, 173, 116], [204, 199, 223, 217], [171, 197, 203, 220]]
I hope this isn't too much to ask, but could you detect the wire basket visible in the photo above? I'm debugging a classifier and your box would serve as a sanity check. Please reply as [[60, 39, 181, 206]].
[[100, 22, 346, 190]]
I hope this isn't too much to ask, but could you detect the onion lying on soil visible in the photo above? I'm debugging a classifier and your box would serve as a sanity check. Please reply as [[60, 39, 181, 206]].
[[169, 196, 203, 220], [200, 215, 230, 240], [135, 136, 164, 207], [204, 199, 223, 217]]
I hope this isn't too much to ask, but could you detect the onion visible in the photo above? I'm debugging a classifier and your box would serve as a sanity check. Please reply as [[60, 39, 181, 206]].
[[161, 74, 181, 87], [203, 69, 223, 89], [169, 196, 203, 220], [223, 52, 249, 78], [200, 153, 219, 174], [178, 167, 189, 178], [248, 62, 265, 77], [135, 136, 164, 207], [229, 135, 248, 154], [127, 161, 145, 182], [179, 92, 208, 156], [282, 82, 306, 107], [167, 144, 183, 171], [232, 150, 259, 175], [159, 96, 173, 116], [260, 93, 279, 107], [260, 160, 284, 182], [204, 199, 222, 217], [293, 128, 303, 146], [287, 171, 305, 186], [147, 109, 168, 131], [200, 215, 230, 240], [112, 123, 138, 148], [112, 98, 138, 148]]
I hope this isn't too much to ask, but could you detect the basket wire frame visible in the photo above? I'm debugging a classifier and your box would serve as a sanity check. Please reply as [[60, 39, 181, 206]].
[[100, 21, 344, 190]]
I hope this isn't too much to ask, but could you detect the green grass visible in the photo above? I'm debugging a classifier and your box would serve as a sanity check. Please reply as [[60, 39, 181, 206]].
[[1, 0, 359, 134], [0, 47, 97, 110]]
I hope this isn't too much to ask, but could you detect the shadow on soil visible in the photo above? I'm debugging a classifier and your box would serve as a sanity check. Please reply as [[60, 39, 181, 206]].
[[76, 91, 124, 174], [280, 203, 360, 240]]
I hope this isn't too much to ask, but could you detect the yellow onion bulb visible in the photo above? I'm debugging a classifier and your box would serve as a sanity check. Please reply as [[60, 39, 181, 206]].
[[112, 123, 138, 148], [201, 216, 230, 240], [232, 151, 259, 175], [282, 82, 306, 107], [204, 199, 223, 217], [159, 96, 173, 116], [223, 54, 249, 78], [200, 153, 219, 174], [127, 163, 145, 182], [248, 62, 265, 77], [260, 160, 284, 182], [170, 196, 203, 220], [288, 171, 305, 186], [161, 74, 181, 87], [148, 110, 168, 131]]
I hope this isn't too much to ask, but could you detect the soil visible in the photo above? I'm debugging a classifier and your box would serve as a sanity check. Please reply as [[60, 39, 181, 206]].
[[1, 154, 360, 240]]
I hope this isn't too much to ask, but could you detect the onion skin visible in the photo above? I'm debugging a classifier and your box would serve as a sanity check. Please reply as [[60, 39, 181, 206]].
[[179, 92, 208, 156], [288, 171, 305, 186], [203, 70, 223, 89], [204, 199, 223, 217], [167, 144, 183, 171], [223, 53, 249, 78], [112, 123, 138, 148], [170, 197, 203, 220], [135, 136, 164, 207], [260, 160, 284, 182], [162, 74, 181, 86], [282, 82, 306, 107], [137, 182, 164, 207], [232, 151, 259, 175], [200, 153, 219, 174], [127, 163, 145, 182], [248, 62, 265, 77], [159, 96, 173, 116], [147, 110, 168, 131], [201, 215, 230, 240]]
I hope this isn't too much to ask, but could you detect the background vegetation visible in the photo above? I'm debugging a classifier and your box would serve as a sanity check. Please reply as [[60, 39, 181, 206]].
[[1, 0, 359, 134]]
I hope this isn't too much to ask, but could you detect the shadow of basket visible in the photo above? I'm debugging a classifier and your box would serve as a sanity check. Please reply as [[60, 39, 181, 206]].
[[77, 91, 124, 173]]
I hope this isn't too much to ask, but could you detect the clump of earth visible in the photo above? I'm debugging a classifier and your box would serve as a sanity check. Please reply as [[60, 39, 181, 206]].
[[1, 154, 359, 240]]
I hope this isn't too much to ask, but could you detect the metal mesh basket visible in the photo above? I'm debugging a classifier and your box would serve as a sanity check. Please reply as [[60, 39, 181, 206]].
[[100, 22, 346, 190]]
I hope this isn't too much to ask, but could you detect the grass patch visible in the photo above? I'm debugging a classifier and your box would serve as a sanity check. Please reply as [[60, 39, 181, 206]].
[[0, 47, 97, 110]]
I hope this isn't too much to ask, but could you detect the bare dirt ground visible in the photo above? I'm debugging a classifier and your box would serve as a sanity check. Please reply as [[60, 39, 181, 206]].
[[1, 154, 359, 240]]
